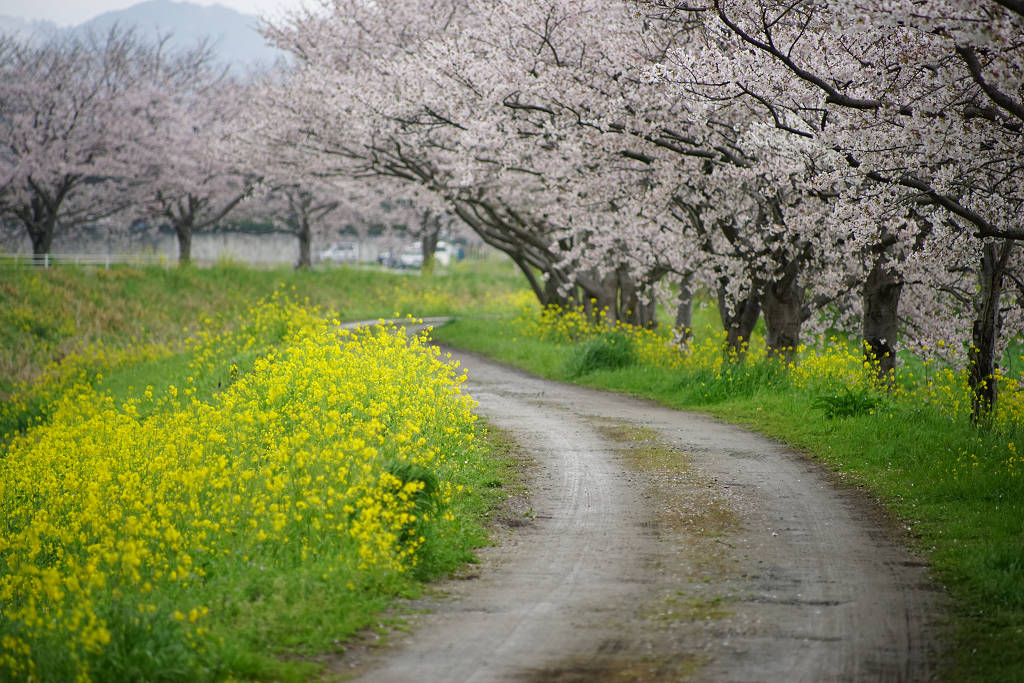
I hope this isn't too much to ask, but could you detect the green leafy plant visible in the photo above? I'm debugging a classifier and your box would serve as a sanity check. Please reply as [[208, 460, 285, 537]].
[[812, 386, 882, 419], [564, 331, 636, 377]]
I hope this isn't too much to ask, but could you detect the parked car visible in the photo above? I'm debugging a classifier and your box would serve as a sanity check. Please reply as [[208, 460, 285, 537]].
[[319, 242, 359, 263], [398, 243, 424, 268], [434, 240, 463, 266], [382, 240, 466, 269]]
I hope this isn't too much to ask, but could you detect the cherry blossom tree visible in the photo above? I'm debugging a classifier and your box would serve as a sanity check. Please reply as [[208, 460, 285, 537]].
[[253, 0, 1021, 407], [257, 1, 665, 308], [140, 76, 258, 265], [653, 0, 1024, 412], [256, 1, 796, 342], [427, 0, 843, 349], [0, 29, 213, 257], [251, 182, 339, 269]]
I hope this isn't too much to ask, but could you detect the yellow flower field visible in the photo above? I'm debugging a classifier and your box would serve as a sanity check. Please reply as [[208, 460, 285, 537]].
[[0, 294, 482, 681]]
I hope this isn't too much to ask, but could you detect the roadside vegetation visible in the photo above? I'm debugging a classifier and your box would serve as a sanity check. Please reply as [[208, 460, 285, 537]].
[[5, 261, 1023, 681], [0, 261, 525, 682], [433, 303, 1024, 683], [0, 259, 525, 395]]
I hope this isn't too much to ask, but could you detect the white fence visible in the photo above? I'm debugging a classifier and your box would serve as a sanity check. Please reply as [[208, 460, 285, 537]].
[[0, 252, 175, 270], [0, 231, 302, 269]]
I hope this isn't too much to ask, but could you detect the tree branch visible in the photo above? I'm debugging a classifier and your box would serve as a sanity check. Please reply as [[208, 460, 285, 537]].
[[956, 44, 1024, 125]]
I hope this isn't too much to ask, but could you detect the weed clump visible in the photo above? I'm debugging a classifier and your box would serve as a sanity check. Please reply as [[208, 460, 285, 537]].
[[813, 386, 883, 419], [677, 358, 790, 405], [565, 331, 636, 377]]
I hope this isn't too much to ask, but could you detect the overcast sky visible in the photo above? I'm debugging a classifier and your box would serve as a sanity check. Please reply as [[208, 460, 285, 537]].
[[0, 0, 308, 26]]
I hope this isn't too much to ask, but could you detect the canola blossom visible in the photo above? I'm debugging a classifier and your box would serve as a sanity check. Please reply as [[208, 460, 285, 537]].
[[0, 295, 480, 681], [513, 303, 1024, 479]]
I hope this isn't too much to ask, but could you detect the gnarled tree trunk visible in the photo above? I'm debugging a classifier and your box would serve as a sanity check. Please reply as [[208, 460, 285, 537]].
[[508, 256, 565, 309], [19, 175, 74, 258], [420, 212, 441, 274], [861, 260, 903, 381], [717, 280, 762, 361], [578, 270, 619, 325], [26, 214, 57, 257], [674, 275, 694, 348], [542, 271, 575, 309], [969, 241, 1013, 421], [763, 266, 805, 362], [175, 221, 194, 266], [618, 267, 658, 330], [296, 215, 312, 269]]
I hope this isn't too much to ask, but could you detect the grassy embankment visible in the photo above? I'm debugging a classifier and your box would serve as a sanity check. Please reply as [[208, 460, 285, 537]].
[[0, 260, 528, 682], [433, 303, 1024, 683]]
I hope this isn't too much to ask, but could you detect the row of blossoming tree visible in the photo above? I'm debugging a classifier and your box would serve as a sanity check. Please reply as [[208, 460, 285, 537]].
[[2, 2, 1021, 419], [0, 27, 374, 267], [0, 30, 247, 263], [249, 0, 1022, 419]]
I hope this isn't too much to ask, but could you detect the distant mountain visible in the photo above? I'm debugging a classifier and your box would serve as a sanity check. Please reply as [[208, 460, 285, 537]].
[[0, 1, 287, 76], [0, 15, 61, 41]]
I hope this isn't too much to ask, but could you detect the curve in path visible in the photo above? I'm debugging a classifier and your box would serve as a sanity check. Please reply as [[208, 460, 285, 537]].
[[340, 332, 941, 682]]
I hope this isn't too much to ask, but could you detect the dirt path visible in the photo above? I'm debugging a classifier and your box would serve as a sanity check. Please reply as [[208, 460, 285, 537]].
[[339, 335, 942, 682]]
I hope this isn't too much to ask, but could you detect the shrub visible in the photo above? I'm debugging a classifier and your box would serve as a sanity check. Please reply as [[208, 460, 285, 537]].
[[677, 357, 790, 405]]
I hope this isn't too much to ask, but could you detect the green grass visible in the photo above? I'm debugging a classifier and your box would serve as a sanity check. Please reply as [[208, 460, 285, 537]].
[[564, 330, 636, 377], [433, 313, 1024, 683], [0, 258, 525, 395]]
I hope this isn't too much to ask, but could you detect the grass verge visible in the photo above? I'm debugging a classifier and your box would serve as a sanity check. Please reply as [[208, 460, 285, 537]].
[[0, 259, 530, 395]]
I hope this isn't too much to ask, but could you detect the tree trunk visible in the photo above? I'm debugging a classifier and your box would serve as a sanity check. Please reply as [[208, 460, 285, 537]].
[[593, 272, 620, 325], [542, 270, 574, 309], [575, 270, 618, 324], [638, 296, 657, 329], [717, 280, 762, 361], [507, 255, 573, 310], [969, 241, 1013, 421], [176, 221, 194, 266], [674, 275, 694, 347], [421, 213, 440, 274], [763, 272, 804, 362], [22, 194, 59, 257], [20, 177, 75, 258], [296, 216, 312, 269], [583, 293, 595, 320], [861, 260, 903, 381], [619, 268, 639, 326], [618, 268, 657, 329], [27, 218, 57, 257], [510, 255, 545, 306]]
